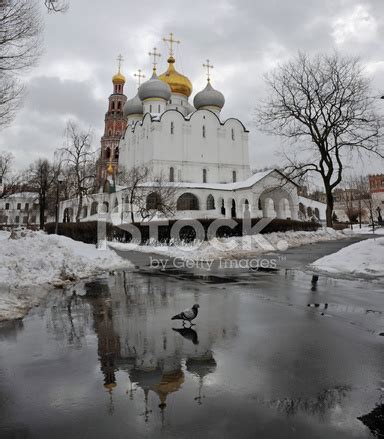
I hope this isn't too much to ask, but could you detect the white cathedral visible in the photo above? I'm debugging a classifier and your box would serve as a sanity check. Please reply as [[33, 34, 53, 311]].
[[60, 35, 326, 224]]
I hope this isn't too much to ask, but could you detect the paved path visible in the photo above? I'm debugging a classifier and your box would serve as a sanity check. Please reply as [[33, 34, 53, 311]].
[[111, 234, 372, 274]]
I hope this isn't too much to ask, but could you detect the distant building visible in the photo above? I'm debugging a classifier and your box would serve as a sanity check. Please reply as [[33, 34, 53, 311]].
[[0, 192, 40, 227], [369, 174, 384, 207]]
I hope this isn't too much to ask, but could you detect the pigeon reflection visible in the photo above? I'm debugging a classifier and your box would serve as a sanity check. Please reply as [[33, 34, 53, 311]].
[[172, 327, 199, 345]]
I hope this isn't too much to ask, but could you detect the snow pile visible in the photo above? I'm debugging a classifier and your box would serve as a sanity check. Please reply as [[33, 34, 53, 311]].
[[0, 230, 132, 321], [343, 225, 384, 235], [0, 230, 131, 288], [110, 228, 346, 260], [310, 237, 384, 279]]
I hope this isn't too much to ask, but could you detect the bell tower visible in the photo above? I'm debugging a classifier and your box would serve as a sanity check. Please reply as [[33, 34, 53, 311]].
[[97, 55, 128, 188]]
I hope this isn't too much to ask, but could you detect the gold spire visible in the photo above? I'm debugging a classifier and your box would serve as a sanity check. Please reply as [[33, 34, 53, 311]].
[[159, 34, 192, 97], [112, 54, 126, 83], [148, 47, 161, 72], [162, 32, 180, 58], [203, 59, 214, 82], [134, 69, 146, 87]]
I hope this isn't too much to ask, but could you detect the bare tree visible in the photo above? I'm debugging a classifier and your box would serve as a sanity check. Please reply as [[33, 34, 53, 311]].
[[59, 121, 96, 222], [28, 158, 56, 229], [44, 0, 69, 13], [257, 52, 383, 227], [0, 0, 42, 127], [118, 166, 178, 223]]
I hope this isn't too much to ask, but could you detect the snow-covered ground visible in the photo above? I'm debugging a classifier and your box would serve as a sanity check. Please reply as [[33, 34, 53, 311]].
[[0, 230, 131, 321], [109, 228, 347, 261], [310, 237, 384, 280], [342, 224, 384, 235]]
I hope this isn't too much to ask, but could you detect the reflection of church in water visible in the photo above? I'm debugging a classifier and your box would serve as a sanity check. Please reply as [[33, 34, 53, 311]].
[[85, 272, 238, 419]]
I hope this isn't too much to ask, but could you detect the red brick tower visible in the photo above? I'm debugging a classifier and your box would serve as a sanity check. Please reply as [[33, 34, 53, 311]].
[[97, 55, 128, 189]]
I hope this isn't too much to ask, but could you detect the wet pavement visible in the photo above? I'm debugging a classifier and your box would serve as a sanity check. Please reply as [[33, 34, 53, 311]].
[[0, 239, 383, 438]]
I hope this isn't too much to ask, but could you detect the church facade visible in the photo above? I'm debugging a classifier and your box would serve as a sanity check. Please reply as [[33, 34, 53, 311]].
[[61, 35, 324, 224]]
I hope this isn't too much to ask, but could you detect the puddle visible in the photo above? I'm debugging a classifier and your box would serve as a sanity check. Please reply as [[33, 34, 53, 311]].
[[0, 270, 381, 438]]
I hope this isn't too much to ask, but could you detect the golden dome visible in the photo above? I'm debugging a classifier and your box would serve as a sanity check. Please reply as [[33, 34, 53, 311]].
[[112, 71, 126, 84], [159, 56, 192, 97], [107, 161, 114, 175]]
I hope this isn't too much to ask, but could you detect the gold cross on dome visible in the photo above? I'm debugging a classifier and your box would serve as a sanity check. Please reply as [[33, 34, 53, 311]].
[[163, 32, 180, 57], [133, 69, 146, 87], [117, 54, 123, 72], [203, 59, 214, 82], [148, 47, 161, 70]]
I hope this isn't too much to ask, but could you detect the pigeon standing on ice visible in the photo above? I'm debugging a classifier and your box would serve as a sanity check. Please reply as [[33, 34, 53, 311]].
[[171, 304, 200, 326]]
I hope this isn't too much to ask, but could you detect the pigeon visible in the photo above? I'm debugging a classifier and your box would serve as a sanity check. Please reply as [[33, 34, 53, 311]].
[[171, 304, 200, 325]]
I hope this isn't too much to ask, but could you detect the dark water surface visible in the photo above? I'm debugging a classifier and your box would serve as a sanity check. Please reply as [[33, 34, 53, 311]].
[[0, 268, 383, 439]]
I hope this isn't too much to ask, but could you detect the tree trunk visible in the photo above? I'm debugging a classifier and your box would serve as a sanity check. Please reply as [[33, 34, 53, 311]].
[[325, 188, 334, 228], [39, 194, 45, 230], [76, 192, 83, 223]]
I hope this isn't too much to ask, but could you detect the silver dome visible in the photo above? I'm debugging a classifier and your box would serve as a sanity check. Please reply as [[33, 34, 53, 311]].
[[123, 93, 143, 116], [193, 81, 225, 110], [138, 70, 172, 101]]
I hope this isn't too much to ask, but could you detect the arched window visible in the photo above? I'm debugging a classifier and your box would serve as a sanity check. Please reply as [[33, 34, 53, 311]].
[[231, 128, 235, 140], [258, 199, 262, 210], [202, 125, 206, 138], [91, 202, 98, 215], [170, 122, 174, 134], [206, 194, 215, 210], [111, 101, 115, 110], [170, 167, 174, 182], [108, 129, 112, 136], [307, 206, 313, 217], [146, 192, 162, 210], [102, 201, 109, 213], [82, 206, 88, 218], [106, 148, 111, 159], [203, 169, 207, 183], [114, 148, 119, 159], [232, 170, 237, 182], [177, 193, 199, 210], [118, 102, 121, 110]]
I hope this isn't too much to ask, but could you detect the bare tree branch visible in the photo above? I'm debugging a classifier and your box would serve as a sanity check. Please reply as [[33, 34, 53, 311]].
[[256, 52, 384, 226]]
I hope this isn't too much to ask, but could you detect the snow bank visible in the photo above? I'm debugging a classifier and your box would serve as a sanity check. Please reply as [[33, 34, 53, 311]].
[[342, 225, 384, 235], [0, 230, 132, 321], [110, 228, 346, 261], [310, 237, 384, 279]]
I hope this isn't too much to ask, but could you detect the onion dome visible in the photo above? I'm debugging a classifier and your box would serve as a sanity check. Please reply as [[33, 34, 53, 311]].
[[112, 71, 126, 84], [159, 56, 192, 97], [194, 81, 225, 110], [123, 93, 143, 117], [138, 70, 171, 101]]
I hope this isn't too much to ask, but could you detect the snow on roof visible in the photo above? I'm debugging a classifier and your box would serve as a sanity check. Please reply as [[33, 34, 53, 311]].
[[135, 170, 274, 192], [7, 192, 39, 199]]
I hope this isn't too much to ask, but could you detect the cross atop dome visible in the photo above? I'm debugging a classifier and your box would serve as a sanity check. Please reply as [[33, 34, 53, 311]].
[[117, 54, 123, 72], [163, 32, 180, 58], [148, 47, 161, 72], [203, 59, 214, 82], [134, 69, 146, 88]]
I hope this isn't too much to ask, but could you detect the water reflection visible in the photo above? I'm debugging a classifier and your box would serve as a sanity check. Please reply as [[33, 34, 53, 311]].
[[172, 327, 199, 345], [77, 272, 237, 420]]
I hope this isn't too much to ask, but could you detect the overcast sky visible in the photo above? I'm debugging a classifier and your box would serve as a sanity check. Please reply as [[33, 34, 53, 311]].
[[2, 0, 384, 176]]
